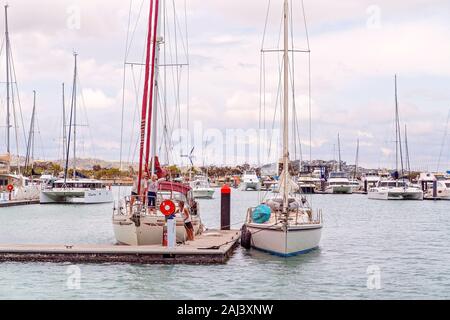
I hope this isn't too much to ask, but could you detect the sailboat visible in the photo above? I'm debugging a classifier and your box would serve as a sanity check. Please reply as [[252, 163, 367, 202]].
[[0, 5, 40, 203], [325, 134, 353, 194], [113, 0, 202, 245], [368, 76, 423, 201], [40, 53, 113, 204], [241, 0, 323, 257]]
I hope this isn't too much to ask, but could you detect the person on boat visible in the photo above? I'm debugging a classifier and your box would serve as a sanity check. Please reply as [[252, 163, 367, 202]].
[[178, 200, 195, 241], [130, 174, 144, 209], [147, 174, 159, 212]]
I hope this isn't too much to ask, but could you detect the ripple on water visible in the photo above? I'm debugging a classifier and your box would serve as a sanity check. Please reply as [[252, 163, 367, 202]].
[[0, 189, 449, 299]]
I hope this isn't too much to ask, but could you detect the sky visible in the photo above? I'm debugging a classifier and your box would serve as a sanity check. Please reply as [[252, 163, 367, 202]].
[[0, 0, 450, 171]]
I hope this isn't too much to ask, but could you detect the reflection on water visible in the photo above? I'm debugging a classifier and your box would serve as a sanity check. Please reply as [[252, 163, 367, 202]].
[[0, 187, 449, 299]]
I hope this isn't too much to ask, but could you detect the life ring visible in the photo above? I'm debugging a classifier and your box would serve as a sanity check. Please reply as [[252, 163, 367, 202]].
[[160, 200, 176, 217], [7, 184, 14, 192]]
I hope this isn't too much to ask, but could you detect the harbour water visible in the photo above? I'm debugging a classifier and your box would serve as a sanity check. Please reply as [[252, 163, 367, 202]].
[[0, 188, 449, 299]]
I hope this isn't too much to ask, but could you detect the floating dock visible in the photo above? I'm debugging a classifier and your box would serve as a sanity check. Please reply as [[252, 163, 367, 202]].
[[0, 199, 40, 208], [0, 230, 241, 265]]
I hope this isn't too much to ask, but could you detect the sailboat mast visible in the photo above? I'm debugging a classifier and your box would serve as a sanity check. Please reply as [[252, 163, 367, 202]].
[[150, 0, 161, 177], [354, 138, 360, 180], [25, 91, 36, 172], [72, 53, 78, 179], [394, 76, 398, 175], [138, 0, 156, 195], [405, 125, 411, 176], [338, 133, 342, 172], [5, 5, 10, 156], [62, 83, 67, 166], [282, 0, 290, 213]]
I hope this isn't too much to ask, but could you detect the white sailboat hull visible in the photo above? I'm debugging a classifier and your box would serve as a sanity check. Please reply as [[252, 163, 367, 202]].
[[192, 188, 215, 199], [113, 214, 202, 246], [40, 188, 113, 204], [247, 224, 322, 257], [241, 181, 261, 191], [324, 185, 353, 194], [368, 188, 424, 201]]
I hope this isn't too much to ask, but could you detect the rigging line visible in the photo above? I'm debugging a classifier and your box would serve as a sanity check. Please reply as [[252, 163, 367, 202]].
[[261, 0, 271, 50], [436, 108, 450, 172], [126, 0, 146, 61], [9, 45, 27, 152], [289, 0, 300, 163], [127, 39, 147, 165], [300, 0, 312, 163], [184, 0, 190, 151], [128, 65, 142, 166], [77, 77, 98, 161], [11, 85, 20, 172], [171, 0, 183, 158], [119, 0, 134, 172]]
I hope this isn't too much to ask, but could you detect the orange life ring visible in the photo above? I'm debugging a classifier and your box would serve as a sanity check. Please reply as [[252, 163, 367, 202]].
[[160, 200, 176, 216]]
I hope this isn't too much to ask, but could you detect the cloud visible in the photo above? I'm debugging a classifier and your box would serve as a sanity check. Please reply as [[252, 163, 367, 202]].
[[80, 89, 116, 110]]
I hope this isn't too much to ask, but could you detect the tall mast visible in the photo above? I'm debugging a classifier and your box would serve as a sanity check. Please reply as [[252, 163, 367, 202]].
[[137, 0, 156, 195], [405, 125, 411, 176], [338, 133, 342, 172], [282, 0, 289, 214], [149, 0, 161, 177], [5, 5, 11, 156], [354, 138, 360, 180], [394, 75, 399, 175], [25, 91, 36, 173], [394, 75, 405, 181], [72, 53, 78, 179]]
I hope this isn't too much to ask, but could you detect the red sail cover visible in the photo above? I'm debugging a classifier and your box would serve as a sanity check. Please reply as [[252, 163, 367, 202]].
[[153, 156, 167, 179], [158, 181, 192, 196]]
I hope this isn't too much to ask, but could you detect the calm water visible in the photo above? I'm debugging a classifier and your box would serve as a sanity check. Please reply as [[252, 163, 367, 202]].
[[0, 188, 449, 300]]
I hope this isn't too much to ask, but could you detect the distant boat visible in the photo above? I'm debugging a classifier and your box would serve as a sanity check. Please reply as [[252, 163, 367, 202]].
[[368, 76, 423, 201], [241, 0, 323, 257], [325, 171, 353, 194], [241, 171, 261, 191], [418, 172, 450, 200], [325, 134, 353, 194], [40, 54, 113, 204], [190, 175, 215, 199]]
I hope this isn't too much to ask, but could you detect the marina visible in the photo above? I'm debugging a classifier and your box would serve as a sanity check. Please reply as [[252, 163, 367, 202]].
[[0, 0, 449, 302], [0, 189, 449, 299]]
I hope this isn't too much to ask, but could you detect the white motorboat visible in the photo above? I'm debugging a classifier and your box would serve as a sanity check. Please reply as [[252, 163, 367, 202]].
[[113, 182, 203, 245], [325, 171, 353, 194], [349, 179, 361, 192], [419, 173, 450, 200], [40, 178, 113, 204], [241, 0, 323, 257], [0, 173, 40, 202], [241, 171, 261, 191], [368, 180, 423, 200], [297, 175, 318, 194], [190, 175, 215, 199], [361, 172, 381, 192]]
